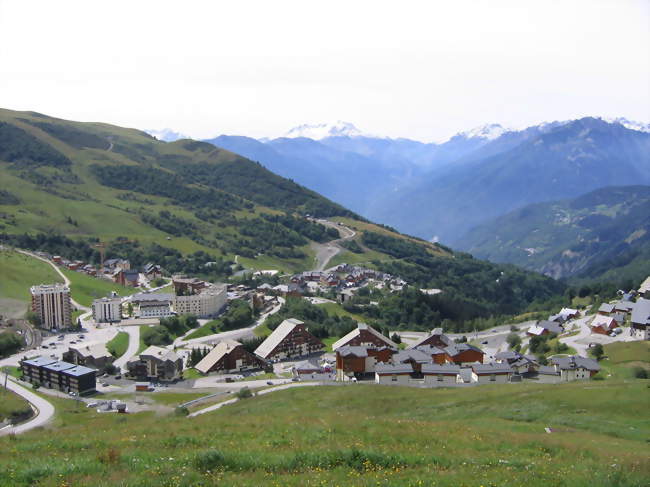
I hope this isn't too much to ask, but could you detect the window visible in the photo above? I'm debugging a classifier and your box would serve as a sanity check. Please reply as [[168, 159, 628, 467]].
[[490, 374, 496, 381], [437, 374, 443, 382], [391, 374, 397, 382]]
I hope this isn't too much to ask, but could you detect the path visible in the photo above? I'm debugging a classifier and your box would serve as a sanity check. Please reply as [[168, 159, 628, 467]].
[[312, 220, 356, 271], [175, 298, 284, 348], [17, 249, 90, 312], [0, 376, 55, 436], [113, 326, 141, 371], [188, 382, 321, 417]]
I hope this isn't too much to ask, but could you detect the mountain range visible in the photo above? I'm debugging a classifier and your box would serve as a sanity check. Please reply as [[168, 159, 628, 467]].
[[455, 185, 650, 281], [201, 117, 650, 246]]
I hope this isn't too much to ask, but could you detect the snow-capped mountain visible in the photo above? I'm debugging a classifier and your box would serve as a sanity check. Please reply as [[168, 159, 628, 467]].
[[604, 117, 650, 133], [146, 128, 188, 142], [283, 121, 367, 140], [457, 123, 512, 141]]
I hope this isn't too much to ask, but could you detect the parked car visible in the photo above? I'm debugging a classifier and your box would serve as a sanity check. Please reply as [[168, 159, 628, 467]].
[[481, 340, 488, 345], [115, 375, 122, 380]]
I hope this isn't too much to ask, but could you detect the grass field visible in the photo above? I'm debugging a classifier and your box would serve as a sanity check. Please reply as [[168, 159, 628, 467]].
[[0, 379, 648, 486], [61, 268, 137, 307], [597, 342, 650, 380], [0, 389, 32, 424], [106, 331, 129, 358], [0, 250, 63, 318], [183, 320, 218, 341]]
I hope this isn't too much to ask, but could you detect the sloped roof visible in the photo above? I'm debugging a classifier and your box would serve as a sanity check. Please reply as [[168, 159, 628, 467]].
[[590, 314, 617, 330], [631, 298, 650, 326], [331, 323, 397, 351], [336, 345, 369, 358], [254, 318, 307, 359], [471, 363, 513, 374], [140, 345, 180, 363], [375, 362, 413, 374], [195, 339, 242, 374], [408, 328, 451, 349], [393, 348, 431, 364], [551, 355, 600, 372], [69, 342, 112, 360], [598, 303, 615, 314], [421, 363, 460, 374], [294, 358, 322, 372], [638, 276, 650, 294]]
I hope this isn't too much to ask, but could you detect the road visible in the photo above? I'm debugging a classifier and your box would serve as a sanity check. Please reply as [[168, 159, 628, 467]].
[[559, 314, 640, 356], [113, 326, 141, 371], [175, 298, 284, 348], [17, 249, 90, 312], [0, 376, 55, 436], [188, 382, 321, 417], [311, 220, 356, 271]]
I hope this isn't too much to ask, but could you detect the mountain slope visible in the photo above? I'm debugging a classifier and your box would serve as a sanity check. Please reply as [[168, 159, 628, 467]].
[[456, 185, 650, 279], [368, 117, 650, 243]]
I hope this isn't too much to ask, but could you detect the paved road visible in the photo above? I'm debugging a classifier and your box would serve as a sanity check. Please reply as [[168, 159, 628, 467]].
[[189, 382, 320, 417], [0, 375, 55, 436], [312, 220, 356, 271], [113, 326, 141, 371], [17, 249, 90, 312], [176, 298, 284, 348], [559, 313, 640, 356]]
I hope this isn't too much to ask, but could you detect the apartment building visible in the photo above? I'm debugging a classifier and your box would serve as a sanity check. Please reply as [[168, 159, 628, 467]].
[[30, 283, 72, 330]]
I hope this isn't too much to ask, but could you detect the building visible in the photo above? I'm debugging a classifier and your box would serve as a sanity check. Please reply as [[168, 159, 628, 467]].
[[443, 343, 484, 365], [293, 358, 332, 381], [392, 348, 432, 375], [421, 363, 461, 386], [471, 363, 513, 383], [550, 356, 600, 381], [194, 339, 267, 374], [114, 269, 140, 287], [408, 328, 452, 349], [597, 303, 615, 315], [62, 342, 114, 373], [374, 362, 413, 385], [173, 284, 227, 318], [331, 323, 398, 351], [590, 315, 618, 335], [104, 258, 130, 271], [527, 320, 564, 337], [637, 276, 650, 299], [132, 293, 174, 318], [127, 346, 183, 381], [92, 296, 122, 323], [335, 345, 395, 380], [254, 318, 325, 361], [172, 275, 207, 295], [30, 283, 72, 330], [20, 357, 96, 394], [143, 263, 163, 280], [630, 298, 650, 340]]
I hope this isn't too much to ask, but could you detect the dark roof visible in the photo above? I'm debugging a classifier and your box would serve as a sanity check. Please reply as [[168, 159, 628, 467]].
[[41, 361, 76, 373], [415, 345, 446, 355], [494, 350, 522, 362], [421, 363, 460, 374], [472, 363, 513, 374], [375, 362, 413, 374], [336, 345, 369, 358], [445, 343, 483, 357], [551, 355, 600, 372], [62, 365, 97, 377], [393, 349, 431, 364], [598, 303, 615, 313], [537, 320, 564, 334], [631, 298, 650, 326], [537, 365, 560, 376], [22, 356, 57, 367]]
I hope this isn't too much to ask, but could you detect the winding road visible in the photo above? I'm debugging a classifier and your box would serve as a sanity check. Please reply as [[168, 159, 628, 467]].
[[0, 375, 55, 436], [311, 220, 356, 271], [113, 326, 141, 371]]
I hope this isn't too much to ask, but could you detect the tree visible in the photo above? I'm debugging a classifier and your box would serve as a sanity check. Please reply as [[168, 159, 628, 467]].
[[391, 333, 402, 344], [25, 310, 41, 328], [126, 302, 133, 317], [591, 344, 604, 361], [506, 332, 521, 349]]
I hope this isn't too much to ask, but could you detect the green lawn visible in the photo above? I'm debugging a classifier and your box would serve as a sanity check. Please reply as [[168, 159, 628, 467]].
[[183, 368, 203, 380], [106, 331, 129, 358], [318, 301, 366, 322], [604, 341, 650, 363], [0, 389, 32, 424], [184, 320, 218, 340], [253, 322, 271, 337], [0, 380, 648, 486], [0, 250, 63, 318], [322, 336, 341, 352], [61, 268, 138, 307]]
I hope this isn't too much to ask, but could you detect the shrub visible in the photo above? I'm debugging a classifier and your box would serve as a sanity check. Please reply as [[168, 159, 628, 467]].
[[174, 406, 189, 417], [235, 387, 253, 399], [193, 450, 226, 472], [632, 367, 648, 379]]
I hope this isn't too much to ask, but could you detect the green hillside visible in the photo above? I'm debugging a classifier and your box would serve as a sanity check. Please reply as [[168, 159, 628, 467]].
[[1, 380, 648, 486], [457, 185, 650, 281]]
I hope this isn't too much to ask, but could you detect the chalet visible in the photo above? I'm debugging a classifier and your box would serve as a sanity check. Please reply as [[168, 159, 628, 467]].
[[62, 342, 114, 373], [527, 320, 563, 337], [550, 356, 600, 381], [471, 363, 513, 384], [114, 269, 140, 287], [414, 345, 448, 364], [444, 343, 484, 365], [68, 262, 80, 271], [613, 300, 634, 314], [104, 258, 130, 271], [638, 276, 650, 299], [590, 315, 618, 335], [559, 308, 580, 320], [408, 328, 452, 349], [597, 303, 615, 315], [287, 282, 305, 298], [143, 263, 163, 280], [335, 345, 394, 380], [392, 348, 432, 375], [331, 323, 398, 351], [127, 346, 183, 381], [630, 298, 650, 340], [194, 339, 266, 374], [320, 273, 340, 287], [374, 362, 412, 385], [421, 363, 460, 386], [254, 318, 325, 361], [532, 365, 561, 383], [293, 358, 331, 380], [337, 289, 355, 304], [52, 255, 62, 264]]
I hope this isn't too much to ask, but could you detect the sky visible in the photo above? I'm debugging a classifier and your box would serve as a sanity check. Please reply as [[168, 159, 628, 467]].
[[0, 0, 648, 142]]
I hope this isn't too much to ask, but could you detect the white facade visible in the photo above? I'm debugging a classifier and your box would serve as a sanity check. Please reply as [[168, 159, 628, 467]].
[[137, 303, 173, 318], [423, 373, 459, 386], [30, 283, 72, 330], [92, 297, 122, 323], [471, 372, 511, 384], [173, 284, 227, 318], [375, 373, 410, 385], [559, 367, 592, 381]]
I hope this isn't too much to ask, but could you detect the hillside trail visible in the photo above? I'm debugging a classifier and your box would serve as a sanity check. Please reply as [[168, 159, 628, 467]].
[[311, 220, 356, 271]]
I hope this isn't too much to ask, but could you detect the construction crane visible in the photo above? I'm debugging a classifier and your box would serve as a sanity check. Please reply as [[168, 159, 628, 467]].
[[93, 240, 136, 268]]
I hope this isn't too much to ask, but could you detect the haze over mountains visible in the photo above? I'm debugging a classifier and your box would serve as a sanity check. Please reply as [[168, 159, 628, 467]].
[[198, 117, 650, 247]]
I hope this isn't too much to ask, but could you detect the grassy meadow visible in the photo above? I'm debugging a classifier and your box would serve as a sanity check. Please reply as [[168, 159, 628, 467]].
[[0, 377, 648, 486], [61, 268, 137, 307], [106, 331, 129, 358], [0, 389, 32, 424]]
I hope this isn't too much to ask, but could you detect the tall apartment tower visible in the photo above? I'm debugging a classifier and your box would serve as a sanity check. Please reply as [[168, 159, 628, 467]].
[[30, 283, 72, 330]]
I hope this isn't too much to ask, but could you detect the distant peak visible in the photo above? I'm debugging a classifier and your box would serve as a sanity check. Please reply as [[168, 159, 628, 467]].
[[457, 123, 511, 141], [283, 121, 368, 140], [602, 117, 650, 133], [145, 128, 188, 142]]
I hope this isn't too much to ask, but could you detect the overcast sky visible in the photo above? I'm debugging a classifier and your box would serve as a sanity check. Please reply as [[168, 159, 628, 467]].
[[1, 0, 648, 142]]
